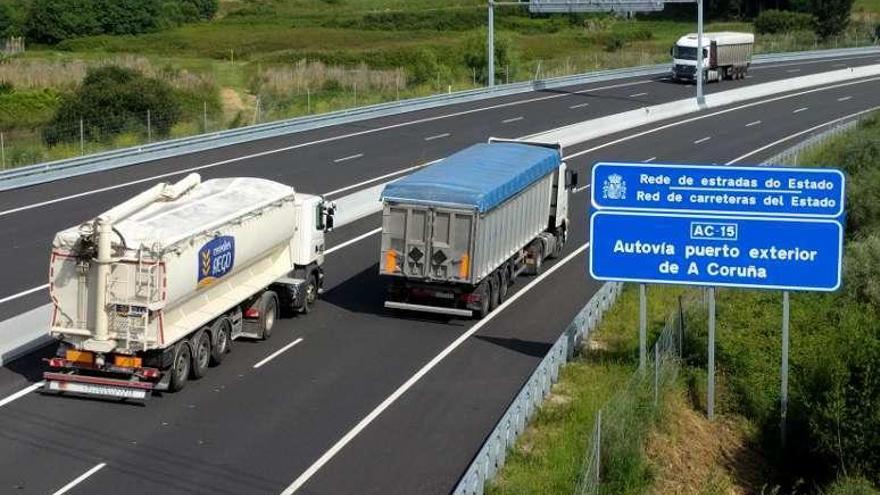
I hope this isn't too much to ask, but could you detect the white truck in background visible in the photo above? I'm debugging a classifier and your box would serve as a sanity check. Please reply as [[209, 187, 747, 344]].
[[671, 32, 754, 82], [44, 174, 335, 400], [379, 139, 577, 319]]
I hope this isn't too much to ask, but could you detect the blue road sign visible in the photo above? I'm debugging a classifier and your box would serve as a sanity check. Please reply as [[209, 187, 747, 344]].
[[592, 162, 845, 218], [589, 211, 843, 291]]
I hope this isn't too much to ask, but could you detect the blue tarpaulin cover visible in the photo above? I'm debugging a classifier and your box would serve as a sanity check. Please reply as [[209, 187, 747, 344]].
[[381, 142, 561, 213]]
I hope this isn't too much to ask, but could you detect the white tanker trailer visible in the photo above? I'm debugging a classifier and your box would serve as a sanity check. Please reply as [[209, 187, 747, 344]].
[[43, 173, 335, 400]]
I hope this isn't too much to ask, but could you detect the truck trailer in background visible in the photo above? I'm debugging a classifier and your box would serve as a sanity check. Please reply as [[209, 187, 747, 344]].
[[671, 32, 754, 82], [44, 174, 335, 400], [379, 139, 577, 319]]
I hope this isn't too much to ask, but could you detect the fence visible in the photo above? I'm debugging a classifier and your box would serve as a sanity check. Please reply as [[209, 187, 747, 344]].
[[453, 282, 623, 495], [762, 113, 873, 166], [574, 292, 700, 495], [0, 37, 24, 56]]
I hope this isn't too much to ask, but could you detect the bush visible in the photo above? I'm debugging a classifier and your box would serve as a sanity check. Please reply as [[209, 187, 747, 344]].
[[460, 29, 519, 85], [827, 477, 880, 495], [0, 3, 12, 38], [844, 235, 880, 313], [43, 66, 180, 144], [754, 9, 815, 34], [811, 0, 855, 38]]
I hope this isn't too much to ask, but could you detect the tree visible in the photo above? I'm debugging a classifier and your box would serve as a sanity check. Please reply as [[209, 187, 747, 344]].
[[811, 0, 855, 38], [0, 4, 12, 38], [44, 66, 181, 145]]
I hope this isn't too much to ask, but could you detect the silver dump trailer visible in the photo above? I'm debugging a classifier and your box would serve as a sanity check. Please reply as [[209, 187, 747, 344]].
[[44, 174, 335, 400], [379, 139, 577, 318], [671, 32, 754, 82]]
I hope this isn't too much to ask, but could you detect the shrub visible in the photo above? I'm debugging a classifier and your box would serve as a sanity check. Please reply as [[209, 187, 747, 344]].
[[0, 3, 12, 38], [461, 29, 518, 85], [827, 477, 880, 495], [754, 9, 815, 34], [811, 0, 855, 38], [604, 35, 625, 52], [844, 235, 880, 314], [43, 66, 180, 144]]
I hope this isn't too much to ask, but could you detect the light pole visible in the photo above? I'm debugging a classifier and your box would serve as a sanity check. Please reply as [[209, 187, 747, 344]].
[[696, 0, 704, 104], [488, 1, 495, 87]]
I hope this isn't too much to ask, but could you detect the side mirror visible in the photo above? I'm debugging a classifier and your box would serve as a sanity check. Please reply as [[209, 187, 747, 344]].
[[669, 46, 674, 57], [565, 170, 579, 189], [324, 203, 336, 232]]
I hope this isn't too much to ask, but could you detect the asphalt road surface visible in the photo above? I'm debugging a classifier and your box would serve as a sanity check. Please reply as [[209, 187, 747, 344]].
[[0, 52, 877, 494]]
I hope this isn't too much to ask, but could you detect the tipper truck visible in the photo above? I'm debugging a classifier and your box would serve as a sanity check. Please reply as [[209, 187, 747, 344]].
[[44, 173, 335, 400], [671, 32, 754, 82], [379, 139, 577, 318]]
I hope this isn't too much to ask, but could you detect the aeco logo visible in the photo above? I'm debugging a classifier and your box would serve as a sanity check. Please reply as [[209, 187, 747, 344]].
[[198, 236, 235, 288]]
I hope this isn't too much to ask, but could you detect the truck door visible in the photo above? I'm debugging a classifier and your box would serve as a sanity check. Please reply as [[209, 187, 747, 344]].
[[390, 205, 430, 278], [430, 208, 474, 282]]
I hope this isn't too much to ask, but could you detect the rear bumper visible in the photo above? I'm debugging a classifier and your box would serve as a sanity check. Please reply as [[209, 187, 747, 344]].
[[384, 301, 473, 317], [43, 371, 157, 401]]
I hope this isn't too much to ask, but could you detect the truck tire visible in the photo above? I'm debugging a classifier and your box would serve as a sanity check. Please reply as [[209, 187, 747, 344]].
[[489, 275, 500, 311], [301, 274, 318, 314], [497, 269, 509, 304], [191, 330, 211, 380], [528, 242, 545, 276], [258, 292, 278, 340], [210, 318, 231, 366], [169, 341, 191, 392], [473, 284, 491, 319]]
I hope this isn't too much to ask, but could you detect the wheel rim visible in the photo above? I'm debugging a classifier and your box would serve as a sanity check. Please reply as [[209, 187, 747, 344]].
[[306, 282, 317, 304], [176, 349, 189, 379], [265, 303, 275, 330], [198, 337, 210, 368], [217, 328, 228, 353]]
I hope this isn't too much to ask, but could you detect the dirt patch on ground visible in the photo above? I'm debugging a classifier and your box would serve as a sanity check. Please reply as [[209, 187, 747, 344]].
[[646, 390, 769, 495], [220, 87, 255, 122]]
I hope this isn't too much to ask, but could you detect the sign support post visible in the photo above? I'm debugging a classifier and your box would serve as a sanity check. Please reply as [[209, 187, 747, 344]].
[[707, 286, 715, 421], [780, 290, 790, 447], [640, 284, 647, 371], [487, 1, 495, 88], [696, 0, 704, 105]]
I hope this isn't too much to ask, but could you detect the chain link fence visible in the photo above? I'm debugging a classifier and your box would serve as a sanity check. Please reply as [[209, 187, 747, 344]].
[[574, 291, 704, 495]]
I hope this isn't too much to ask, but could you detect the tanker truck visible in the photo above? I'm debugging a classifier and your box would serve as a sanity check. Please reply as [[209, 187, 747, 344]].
[[671, 32, 754, 82], [379, 138, 577, 319], [43, 174, 335, 400]]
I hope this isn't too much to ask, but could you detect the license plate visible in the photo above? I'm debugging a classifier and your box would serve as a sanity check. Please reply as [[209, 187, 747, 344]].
[[48, 380, 148, 400]]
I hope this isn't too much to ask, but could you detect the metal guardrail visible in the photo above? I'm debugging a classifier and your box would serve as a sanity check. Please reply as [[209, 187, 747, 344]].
[[0, 46, 877, 192], [762, 116, 868, 166], [453, 282, 623, 495]]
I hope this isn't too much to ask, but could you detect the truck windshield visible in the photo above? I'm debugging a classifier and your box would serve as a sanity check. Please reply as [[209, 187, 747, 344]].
[[673, 45, 707, 60]]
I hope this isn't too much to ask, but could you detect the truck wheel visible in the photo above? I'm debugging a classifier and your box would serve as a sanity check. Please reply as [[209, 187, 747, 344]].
[[259, 292, 278, 340], [529, 242, 545, 276], [169, 341, 191, 392], [210, 318, 231, 366], [473, 284, 491, 319], [489, 276, 500, 311], [301, 274, 318, 314], [497, 270, 509, 304], [191, 331, 211, 379]]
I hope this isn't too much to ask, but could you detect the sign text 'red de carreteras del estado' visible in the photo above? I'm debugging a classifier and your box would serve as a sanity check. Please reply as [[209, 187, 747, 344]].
[[589, 162, 846, 291]]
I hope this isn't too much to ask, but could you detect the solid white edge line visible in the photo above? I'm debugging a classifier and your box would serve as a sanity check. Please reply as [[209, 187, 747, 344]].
[[0, 284, 49, 305], [325, 228, 382, 255], [0, 381, 44, 408], [279, 242, 590, 495], [253, 338, 305, 369], [726, 105, 880, 164], [51, 463, 106, 495]]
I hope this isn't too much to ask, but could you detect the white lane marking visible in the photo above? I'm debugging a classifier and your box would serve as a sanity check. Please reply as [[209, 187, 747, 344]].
[[0, 284, 48, 305], [333, 153, 363, 164], [569, 102, 590, 109], [793, 107, 808, 113], [502, 116, 524, 124], [279, 242, 591, 495], [564, 76, 880, 161], [786, 68, 802, 73], [746, 120, 762, 127], [253, 338, 304, 369], [629, 92, 648, 97], [0, 381, 44, 408], [322, 161, 439, 198], [51, 463, 106, 495], [572, 184, 591, 194], [0, 79, 654, 219], [424, 133, 450, 141], [694, 136, 711, 144], [726, 105, 880, 164], [837, 96, 852, 102], [325, 228, 382, 255], [643, 156, 657, 163]]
